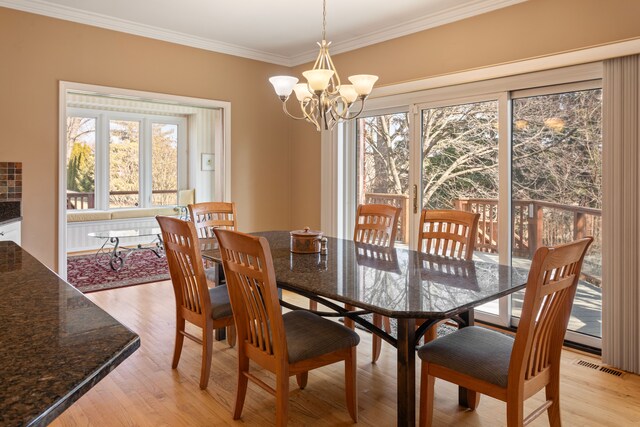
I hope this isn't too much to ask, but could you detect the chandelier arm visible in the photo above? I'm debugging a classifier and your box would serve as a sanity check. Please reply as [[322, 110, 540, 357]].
[[281, 99, 310, 121], [302, 97, 322, 131], [327, 95, 367, 122]]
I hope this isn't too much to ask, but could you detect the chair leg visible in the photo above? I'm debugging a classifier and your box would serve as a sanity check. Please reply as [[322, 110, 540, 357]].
[[383, 315, 392, 333], [296, 372, 309, 389], [344, 304, 355, 330], [172, 317, 185, 369], [372, 313, 382, 363], [309, 300, 317, 311], [419, 362, 435, 427], [199, 327, 213, 390], [233, 353, 249, 420], [226, 324, 236, 348], [506, 395, 524, 427], [345, 347, 358, 423], [275, 367, 290, 427], [545, 374, 562, 426]]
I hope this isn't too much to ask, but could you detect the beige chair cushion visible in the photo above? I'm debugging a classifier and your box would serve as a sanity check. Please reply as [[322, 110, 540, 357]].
[[67, 210, 112, 222], [111, 207, 178, 220], [283, 310, 360, 364], [209, 285, 232, 320], [178, 189, 195, 205], [417, 326, 514, 388]]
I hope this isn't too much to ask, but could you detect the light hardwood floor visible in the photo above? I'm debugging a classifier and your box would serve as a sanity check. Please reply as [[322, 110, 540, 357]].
[[52, 281, 640, 426]]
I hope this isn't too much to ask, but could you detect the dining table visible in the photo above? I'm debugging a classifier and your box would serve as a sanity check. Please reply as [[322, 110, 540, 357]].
[[201, 230, 529, 426]]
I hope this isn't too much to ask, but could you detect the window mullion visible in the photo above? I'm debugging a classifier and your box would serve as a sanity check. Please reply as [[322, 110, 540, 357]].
[[98, 114, 109, 210], [141, 118, 152, 208]]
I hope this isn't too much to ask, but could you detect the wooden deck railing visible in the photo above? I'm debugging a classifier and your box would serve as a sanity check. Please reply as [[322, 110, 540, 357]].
[[454, 198, 602, 259], [67, 190, 177, 209]]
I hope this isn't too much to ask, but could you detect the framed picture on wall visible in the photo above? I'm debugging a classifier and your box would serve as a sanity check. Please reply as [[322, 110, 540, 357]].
[[201, 153, 215, 171]]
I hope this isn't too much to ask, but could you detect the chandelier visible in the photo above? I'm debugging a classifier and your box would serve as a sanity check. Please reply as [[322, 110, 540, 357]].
[[268, 0, 378, 132]]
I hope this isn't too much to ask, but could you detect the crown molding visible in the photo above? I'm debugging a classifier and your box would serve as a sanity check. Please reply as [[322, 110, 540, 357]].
[[1, 0, 526, 67], [0, 0, 294, 66], [369, 37, 640, 100], [289, 0, 527, 65]]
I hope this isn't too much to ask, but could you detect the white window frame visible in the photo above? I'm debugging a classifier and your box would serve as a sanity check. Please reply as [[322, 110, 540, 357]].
[[59, 81, 232, 278], [66, 108, 188, 211], [324, 62, 603, 346]]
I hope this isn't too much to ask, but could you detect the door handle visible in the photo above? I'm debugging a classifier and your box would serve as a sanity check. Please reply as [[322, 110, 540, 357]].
[[412, 184, 418, 214]]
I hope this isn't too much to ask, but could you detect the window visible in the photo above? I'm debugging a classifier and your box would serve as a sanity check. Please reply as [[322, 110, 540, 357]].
[[510, 86, 602, 340], [66, 110, 186, 210], [356, 112, 410, 245], [66, 117, 96, 210], [334, 64, 603, 347]]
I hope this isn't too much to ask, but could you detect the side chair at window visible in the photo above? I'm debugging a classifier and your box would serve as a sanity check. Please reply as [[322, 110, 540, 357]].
[[156, 215, 236, 390], [188, 201, 238, 285], [352, 203, 401, 362], [214, 228, 360, 426], [417, 209, 480, 261], [418, 237, 593, 427], [415, 208, 481, 342]]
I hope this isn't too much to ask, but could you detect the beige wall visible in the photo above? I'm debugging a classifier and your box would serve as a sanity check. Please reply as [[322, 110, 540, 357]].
[[288, 0, 640, 231], [0, 7, 292, 268], [3, 0, 640, 267]]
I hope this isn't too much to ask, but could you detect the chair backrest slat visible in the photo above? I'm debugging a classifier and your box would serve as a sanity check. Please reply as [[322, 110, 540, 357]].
[[509, 237, 593, 386], [353, 204, 401, 248], [157, 216, 211, 319], [214, 229, 286, 360], [189, 202, 238, 238], [418, 210, 480, 260]]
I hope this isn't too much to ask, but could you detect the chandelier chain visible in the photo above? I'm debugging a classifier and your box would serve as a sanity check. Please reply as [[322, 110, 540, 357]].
[[322, 0, 327, 41]]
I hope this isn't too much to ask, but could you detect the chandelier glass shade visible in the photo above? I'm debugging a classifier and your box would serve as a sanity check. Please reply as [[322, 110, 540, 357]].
[[269, 0, 378, 131]]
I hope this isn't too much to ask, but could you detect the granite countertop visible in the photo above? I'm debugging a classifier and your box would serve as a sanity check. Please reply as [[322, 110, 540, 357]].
[[0, 201, 21, 225], [202, 231, 530, 318], [0, 241, 140, 426]]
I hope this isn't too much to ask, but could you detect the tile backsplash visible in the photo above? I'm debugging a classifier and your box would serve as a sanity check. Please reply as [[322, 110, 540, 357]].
[[0, 162, 22, 201]]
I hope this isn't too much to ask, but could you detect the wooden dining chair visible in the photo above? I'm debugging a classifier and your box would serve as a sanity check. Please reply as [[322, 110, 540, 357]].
[[351, 203, 402, 362], [188, 201, 238, 236], [214, 228, 360, 426], [353, 203, 401, 247], [156, 216, 236, 390], [188, 201, 238, 286], [412, 209, 482, 347], [418, 237, 593, 427], [417, 209, 480, 260]]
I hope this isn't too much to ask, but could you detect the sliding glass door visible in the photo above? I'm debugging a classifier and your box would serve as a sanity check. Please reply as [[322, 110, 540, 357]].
[[419, 97, 506, 320], [355, 111, 411, 247], [510, 83, 602, 346], [345, 68, 603, 347]]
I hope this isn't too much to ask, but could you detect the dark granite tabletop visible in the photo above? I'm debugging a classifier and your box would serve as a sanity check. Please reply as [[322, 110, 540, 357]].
[[201, 231, 529, 319], [0, 242, 140, 427]]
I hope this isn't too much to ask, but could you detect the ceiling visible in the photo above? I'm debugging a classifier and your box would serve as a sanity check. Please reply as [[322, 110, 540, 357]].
[[1, 0, 526, 66]]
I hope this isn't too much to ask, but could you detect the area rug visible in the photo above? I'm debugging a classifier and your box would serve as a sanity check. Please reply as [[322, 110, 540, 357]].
[[67, 250, 170, 293]]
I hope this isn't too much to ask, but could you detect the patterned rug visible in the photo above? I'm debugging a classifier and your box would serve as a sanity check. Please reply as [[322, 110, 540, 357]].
[[67, 250, 170, 293]]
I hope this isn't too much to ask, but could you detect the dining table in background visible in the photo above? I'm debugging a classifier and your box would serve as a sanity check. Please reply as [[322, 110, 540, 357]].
[[201, 231, 529, 426]]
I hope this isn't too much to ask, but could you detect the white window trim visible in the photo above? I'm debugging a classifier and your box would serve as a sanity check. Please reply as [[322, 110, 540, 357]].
[[58, 81, 231, 278], [66, 108, 188, 211], [323, 58, 605, 345]]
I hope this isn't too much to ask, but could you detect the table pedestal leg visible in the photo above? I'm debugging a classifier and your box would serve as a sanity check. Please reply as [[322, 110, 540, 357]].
[[396, 318, 416, 426], [210, 264, 227, 341], [458, 309, 480, 409]]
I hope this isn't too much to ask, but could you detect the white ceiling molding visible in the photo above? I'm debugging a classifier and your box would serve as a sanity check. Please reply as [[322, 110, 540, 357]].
[[0, 0, 292, 65], [369, 38, 640, 101], [290, 0, 527, 65], [1, 0, 525, 67]]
